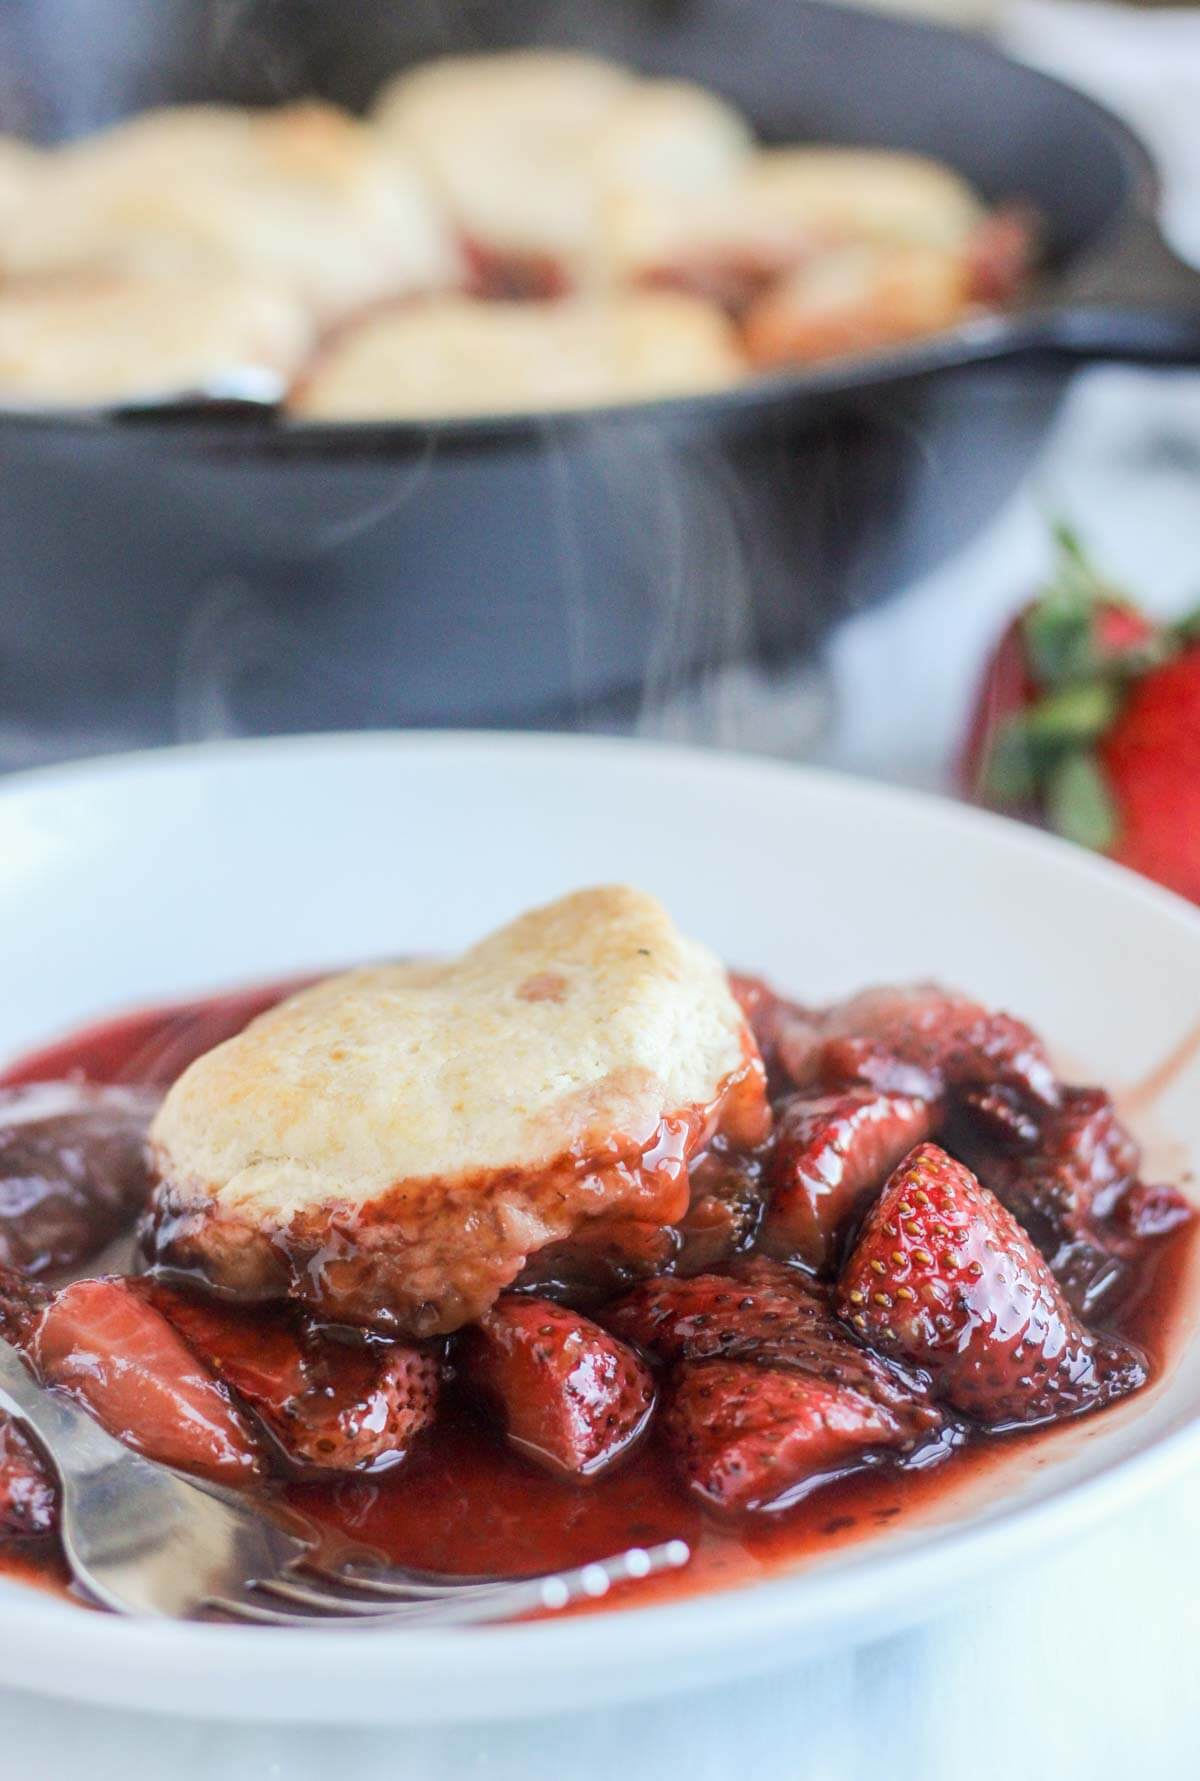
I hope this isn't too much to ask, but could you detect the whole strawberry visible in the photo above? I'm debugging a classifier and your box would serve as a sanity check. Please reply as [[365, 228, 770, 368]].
[[960, 528, 1200, 903], [1099, 644, 1200, 903]]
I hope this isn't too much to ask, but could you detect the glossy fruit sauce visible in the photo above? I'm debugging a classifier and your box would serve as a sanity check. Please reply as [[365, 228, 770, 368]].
[[0, 981, 1196, 1617]]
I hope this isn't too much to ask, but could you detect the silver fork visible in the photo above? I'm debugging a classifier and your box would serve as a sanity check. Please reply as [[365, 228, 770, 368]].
[[0, 1337, 689, 1626]]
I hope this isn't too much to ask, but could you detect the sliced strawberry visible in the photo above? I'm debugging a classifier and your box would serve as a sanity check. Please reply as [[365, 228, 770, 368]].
[[0, 1082, 160, 1276], [513, 1215, 676, 1305], [836, 1143, 1145, 1426], [759, 1090, 937, 1271], [609, 1261, 941, 1513], [1112, 1180, 1193, 1241], [30, 1277, 264, 1481], [0, 1417, 56, 1538], [777, 984, 1059, 1111], [150, 1286, 439, 1475], [0, 1264, 50, 1346], [609, 1260, 939, 1411], [1026, 1089, 1143, 1223], [957, 1085, 1041, 1151], [607, 1259, 931, 1398], [664, 1358, 914, 1515], [674, 1146, 765, 1275], [960, 1087, 1191, 1313], [514, 1143, 768, 1296], [608, 1259, 824, 1365], [462, 1296, 656, 1482], [965, 1088, 1139, 1311]]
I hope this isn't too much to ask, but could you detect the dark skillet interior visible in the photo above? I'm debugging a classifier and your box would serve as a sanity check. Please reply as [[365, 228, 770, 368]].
[[0, 0, 1194, 750]]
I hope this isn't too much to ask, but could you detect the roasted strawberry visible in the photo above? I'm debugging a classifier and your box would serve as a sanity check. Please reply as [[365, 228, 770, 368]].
[[150, 1287, 440, 1475], [674, 1147, 765, 1275], [759, 1089, 937, 1271], [610, 1259, 820, 1364], [837, 1143, 1145, 1426], [964, 1087, 1144, 1313], [610, 1261, 941, 1512], [1112, 1180, 1193, 1241], [0, 1417, 56, 1538], [960, 1087, 1191, 1314], [513, 1216, 676, 1305], [0, 1264, 49, 1346], [957, 1085, 1042, 1151], [664, 1358, 915, 1515], [1011, 1089, 1143, 1229], [777, 984, 1058, 1111], [608, 1259, 933, 1408], [462, 1296, 656, 1482], [29, 1277, 264, 1481], [0, 1082, 160, 1276]]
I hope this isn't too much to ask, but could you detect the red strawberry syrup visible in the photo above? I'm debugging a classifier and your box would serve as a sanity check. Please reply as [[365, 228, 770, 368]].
[[0, 984, 1194, 1617]]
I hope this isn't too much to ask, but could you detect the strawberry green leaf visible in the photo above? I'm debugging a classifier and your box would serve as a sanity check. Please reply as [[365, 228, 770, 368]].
[[980, 716, 1040, 805], [980, 683, 1121, 810], [1021, 681, 1122, 745], [1173, 604, 1200, 645], [1022, 525, 1152, 687], [1049, 522, 1114, 605], [1045, 750, 1119, 853], [1022, 599, 1095, 687]]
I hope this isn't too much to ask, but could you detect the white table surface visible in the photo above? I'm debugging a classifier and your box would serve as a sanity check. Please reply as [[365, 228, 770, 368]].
[[3, 6, 1200, 1774]]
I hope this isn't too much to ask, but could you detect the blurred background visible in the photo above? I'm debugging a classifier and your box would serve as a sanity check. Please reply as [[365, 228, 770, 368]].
[[0, 0, 1195, 840]]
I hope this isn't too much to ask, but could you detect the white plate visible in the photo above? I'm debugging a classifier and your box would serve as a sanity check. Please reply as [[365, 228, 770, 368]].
[[0, 731, 1197, 1724]]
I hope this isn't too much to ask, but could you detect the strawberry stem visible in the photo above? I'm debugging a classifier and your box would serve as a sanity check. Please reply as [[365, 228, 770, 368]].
[[1045, 750, 1119, 852]]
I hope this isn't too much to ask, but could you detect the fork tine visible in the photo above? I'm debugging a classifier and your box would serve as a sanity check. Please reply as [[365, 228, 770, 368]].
[[326, 1566, 539, 1598], [203, 1596, 481, 1628], [202, 1596, 347, 1627], [297, 1567, 564, 1603], [253, 1576, 439, 1614], [322, 1540, 692, 1615], [203, 1540, 691, 1628]]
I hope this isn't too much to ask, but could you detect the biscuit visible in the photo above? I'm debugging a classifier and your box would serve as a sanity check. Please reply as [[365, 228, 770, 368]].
[[0, 270, 314, 406], [147, 887, 769, 1333], [291, 289, 744, 420]]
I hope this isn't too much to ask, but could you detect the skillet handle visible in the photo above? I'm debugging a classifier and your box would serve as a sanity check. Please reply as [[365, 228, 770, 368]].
[[1035, 206, 1200, 365]]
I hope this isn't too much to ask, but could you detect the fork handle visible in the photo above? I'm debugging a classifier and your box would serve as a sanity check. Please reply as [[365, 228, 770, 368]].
[[0, 1335, 135, 1477]]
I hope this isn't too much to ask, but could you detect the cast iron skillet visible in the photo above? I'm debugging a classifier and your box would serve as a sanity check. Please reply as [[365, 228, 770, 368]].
[[0, 0, 1198, 748]]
